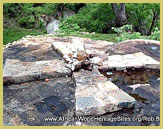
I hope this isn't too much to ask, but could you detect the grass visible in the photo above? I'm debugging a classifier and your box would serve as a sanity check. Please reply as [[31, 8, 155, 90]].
[[3, 28, 118, 45], [55, 33, 118, 42], [3, 28, 46, 45]]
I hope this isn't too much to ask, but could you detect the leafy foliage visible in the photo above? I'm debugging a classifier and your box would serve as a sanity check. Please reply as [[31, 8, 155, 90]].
[[59, 3, 160, 35], [58, 17, 86, 33], [115, 32, 144, 42], [112, 25, 160, 42], [18, 16, 35, 28], [112, 24, 133, 34], [3, 3, 77, 29], [17, 4, 56, 28], [3, 3, 160, 45], [148, 27, 160, 41], [60, 4, 115, 33], [3, 3, 23, 17], [126, 3, 160, 35]]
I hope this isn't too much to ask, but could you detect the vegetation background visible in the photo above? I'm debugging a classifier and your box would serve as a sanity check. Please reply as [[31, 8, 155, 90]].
[[3, 3, 160, 45]]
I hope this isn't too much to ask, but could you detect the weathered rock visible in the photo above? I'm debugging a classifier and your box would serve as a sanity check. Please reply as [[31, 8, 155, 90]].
[[106, 39, 160, 61], [3, 59, 71, 84], [3, 77, 75, 126], [52, 37, 86, 60], [52, 37, 89, 71], [106, 71, 160, 126], [62, 9, 75, 19], [3, 36, 160, 126], [54, 8, 75, 20], [46, 19, 60, 34], [73, 68, 136, 116], [3, 36, 64, 65], [51, 36, 113, 70], [99, 52, 160, 72], [84, 39, 113, 57], [84, 39, 113, 66], [40, 9, 74, 33], [90, 57, 103, 66], [41, 9, 74, 34]]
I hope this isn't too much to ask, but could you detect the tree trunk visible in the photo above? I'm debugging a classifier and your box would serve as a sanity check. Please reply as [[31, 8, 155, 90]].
[[111, 3, 127, 27], [147, 11, 159, 36]]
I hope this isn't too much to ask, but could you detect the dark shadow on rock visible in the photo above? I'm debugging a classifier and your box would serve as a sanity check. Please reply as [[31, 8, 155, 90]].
[[3, 43, 62, 66], [98, 67, 160, 126], [3, 77, 76, 126]]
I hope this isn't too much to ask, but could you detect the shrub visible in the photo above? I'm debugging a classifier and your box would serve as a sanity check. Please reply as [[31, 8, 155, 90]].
[[112, 25, 160, 42], [59, 4, 115, 33], [126, 3, 160, 35], [18, 16, 35, 28], [58, 17, 86, 33], [111, 24, 133, 34], [116, 32, 148, 42], [112, 24, 149, 42], [148, 27, 160, 41]]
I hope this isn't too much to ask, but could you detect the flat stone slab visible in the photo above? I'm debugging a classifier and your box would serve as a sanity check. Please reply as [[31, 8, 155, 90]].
[[3, 77, 75, 126], [3, 36, 65, 65], [4, 35, 114, 70], [106, 39, 160, 61], [99, 52, 160, 72], [73, 68, 136, 116], [52, 37, 86, 59], [52, 37, 89, 71], [51, 36, 113, 70], [84, 39, 113, 58], [84, 39, 113, 66], [3, 59, 71, 84]]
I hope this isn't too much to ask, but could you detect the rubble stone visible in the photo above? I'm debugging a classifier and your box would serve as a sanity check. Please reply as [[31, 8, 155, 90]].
[[3, 36, 160, 126], [52, 37, 89, 71]]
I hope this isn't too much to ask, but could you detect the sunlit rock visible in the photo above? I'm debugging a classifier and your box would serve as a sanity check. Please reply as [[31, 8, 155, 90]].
[[106, 39, 160, 61], [46, 19, 60, 34], [84, 39, 113, 57], [99, 52, 160, 72], [3, 36, 160, 126], [52, 37, 89, 71], [73, 68, 136, 116], [3, 59, 72, 84]]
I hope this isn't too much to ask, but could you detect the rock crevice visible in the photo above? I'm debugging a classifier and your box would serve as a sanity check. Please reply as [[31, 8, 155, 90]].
[[3, 36, 160, 126]]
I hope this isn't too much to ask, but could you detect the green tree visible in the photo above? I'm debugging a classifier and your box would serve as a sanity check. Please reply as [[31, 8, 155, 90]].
[[126, 3, 160, 35]]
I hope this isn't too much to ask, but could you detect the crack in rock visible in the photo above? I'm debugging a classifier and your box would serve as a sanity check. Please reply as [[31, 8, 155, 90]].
[[3, 36, 160, 126]]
